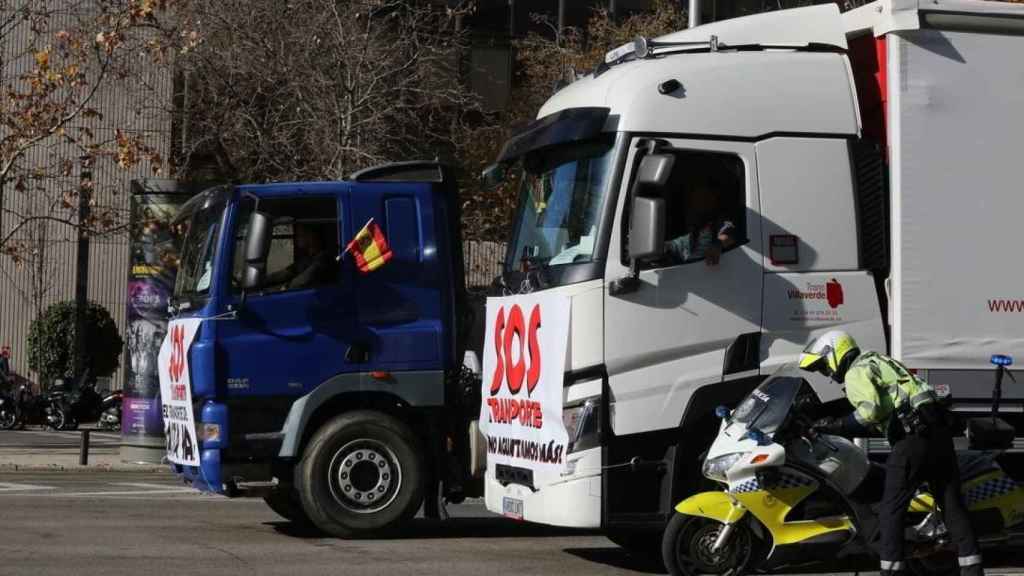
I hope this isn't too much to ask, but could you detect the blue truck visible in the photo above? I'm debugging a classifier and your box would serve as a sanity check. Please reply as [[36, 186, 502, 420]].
[[163, 162, 483, 536]]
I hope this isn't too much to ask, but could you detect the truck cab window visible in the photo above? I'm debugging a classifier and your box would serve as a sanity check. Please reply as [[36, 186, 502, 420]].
[[647, 151, 745, 268], [232, 197, 340, 292]]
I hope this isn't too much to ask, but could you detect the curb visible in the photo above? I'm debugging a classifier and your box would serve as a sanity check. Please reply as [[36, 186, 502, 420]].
[[0, 463, 170, 473]]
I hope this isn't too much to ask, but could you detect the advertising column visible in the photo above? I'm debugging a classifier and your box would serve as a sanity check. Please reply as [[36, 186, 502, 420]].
[[122, 179, 190, 464]]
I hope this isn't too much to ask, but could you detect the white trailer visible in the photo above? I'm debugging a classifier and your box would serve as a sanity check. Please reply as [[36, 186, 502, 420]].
[[477, 0, 1024, 550]]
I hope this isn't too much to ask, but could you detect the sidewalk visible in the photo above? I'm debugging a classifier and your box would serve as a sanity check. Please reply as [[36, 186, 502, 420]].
[[0, 427, 167, 472]]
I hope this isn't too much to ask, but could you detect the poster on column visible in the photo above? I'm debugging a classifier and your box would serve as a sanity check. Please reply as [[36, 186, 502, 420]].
[[157, 318, 202, 466], [479, 292, 571, 489], [125, 187, 188, 448]]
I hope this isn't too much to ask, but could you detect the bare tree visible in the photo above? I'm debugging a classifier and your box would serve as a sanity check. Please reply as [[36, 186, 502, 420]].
[[171, 0, 482, 184], [0, 0, 171, 261], [457, 0, 686, 242]]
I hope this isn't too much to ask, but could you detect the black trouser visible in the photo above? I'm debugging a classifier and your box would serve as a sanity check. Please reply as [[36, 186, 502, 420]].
[[879, 411, 982, 575]]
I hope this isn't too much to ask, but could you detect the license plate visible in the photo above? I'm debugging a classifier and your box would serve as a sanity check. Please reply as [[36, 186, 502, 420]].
[[502, 497, 524, 520]]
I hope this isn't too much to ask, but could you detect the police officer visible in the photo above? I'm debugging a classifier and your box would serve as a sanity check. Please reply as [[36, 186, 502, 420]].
[[799, 330, 982, 576]]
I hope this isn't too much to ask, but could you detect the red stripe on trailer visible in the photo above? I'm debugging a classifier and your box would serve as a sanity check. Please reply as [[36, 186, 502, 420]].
[[876, 36, 888, 155], [847, 34, 889, 159]]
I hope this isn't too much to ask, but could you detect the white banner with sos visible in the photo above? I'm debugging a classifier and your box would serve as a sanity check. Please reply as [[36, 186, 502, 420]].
[[158, 317, 202, 467], [479, 292, 571, 488]]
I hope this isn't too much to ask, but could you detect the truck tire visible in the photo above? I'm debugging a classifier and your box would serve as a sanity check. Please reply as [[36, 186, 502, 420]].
[[263, 487, 313, 528], [297, 410, 424, 538]]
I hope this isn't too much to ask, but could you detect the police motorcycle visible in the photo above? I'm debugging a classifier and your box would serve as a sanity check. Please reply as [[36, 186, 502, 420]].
[[663, 356, 1024, 576]]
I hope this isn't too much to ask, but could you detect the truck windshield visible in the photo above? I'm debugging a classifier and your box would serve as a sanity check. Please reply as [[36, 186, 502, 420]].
[[507, 137, 615, 273], [172, 192, 227, 308]]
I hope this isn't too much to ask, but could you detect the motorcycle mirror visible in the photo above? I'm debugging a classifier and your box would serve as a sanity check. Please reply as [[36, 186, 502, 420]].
[[745, 428, 768, 445]]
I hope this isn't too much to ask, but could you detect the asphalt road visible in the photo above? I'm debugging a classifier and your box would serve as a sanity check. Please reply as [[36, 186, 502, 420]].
[[0, 469, 1022, 576]]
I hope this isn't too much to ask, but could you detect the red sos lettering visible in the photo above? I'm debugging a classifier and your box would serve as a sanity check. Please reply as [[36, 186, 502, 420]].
[[490, 304, 542, 396], [168, 324, 186, 382]]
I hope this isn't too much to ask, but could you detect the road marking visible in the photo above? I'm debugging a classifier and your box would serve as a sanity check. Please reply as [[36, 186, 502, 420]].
[[55, 488, 198, 497], [5, 429, 122, 441], [0, 482, 55, 492], [112, 482, 188, 490]]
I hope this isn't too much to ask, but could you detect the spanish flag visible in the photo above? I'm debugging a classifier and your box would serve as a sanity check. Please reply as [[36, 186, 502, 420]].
[[345, 218, 392, 273]]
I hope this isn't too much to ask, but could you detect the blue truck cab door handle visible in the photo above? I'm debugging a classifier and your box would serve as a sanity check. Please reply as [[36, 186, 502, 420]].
[[346, 342, 370, 364]]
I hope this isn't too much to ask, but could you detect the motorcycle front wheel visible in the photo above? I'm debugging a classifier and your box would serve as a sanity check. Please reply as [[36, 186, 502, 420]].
[[0, 408, 15, 430], [47, 408, 66, 430], [662, 514, 764, 576]]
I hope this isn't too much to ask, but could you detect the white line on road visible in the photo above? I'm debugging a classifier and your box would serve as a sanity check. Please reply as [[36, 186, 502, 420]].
[[0, 482, 55, 492], [54, 488, 198, 497], [111, 482, 187, 490], [6, 429, 122, 440]]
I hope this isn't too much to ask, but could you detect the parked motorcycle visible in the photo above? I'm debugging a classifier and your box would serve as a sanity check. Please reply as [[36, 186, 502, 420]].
[[12, 387, 69, 430], [0, 390, 16, 430], [664, 355, 1024, 576], [97, 389, 122, 431]]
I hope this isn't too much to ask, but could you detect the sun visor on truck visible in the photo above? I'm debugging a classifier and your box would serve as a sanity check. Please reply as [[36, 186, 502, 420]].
[[497, 107, 611, 163]]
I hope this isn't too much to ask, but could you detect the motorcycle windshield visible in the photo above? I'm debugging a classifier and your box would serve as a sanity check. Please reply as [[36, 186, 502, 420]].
[[731, 375, 803, 435]]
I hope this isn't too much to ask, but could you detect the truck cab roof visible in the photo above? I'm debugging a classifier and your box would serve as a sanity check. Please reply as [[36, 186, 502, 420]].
[[538, 4, 860, 139], [536, 0, 1024, 140]]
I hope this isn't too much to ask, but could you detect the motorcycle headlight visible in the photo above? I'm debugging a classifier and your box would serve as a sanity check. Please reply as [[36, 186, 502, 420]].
[[702, 452, 745, 483]]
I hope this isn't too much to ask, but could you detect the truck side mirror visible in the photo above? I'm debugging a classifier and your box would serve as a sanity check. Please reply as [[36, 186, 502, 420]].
[[628, 196, 666, 261], [242, 211, 272, 290], [634, 153, 675, 189], [609, 153, 673, 296], [480, 163, 507, 191], [628, 153, 672, 260]]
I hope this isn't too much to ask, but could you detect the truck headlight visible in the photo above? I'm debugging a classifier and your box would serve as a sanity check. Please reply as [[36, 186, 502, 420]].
[[563, 397, 600, 454], [702, 452, 744, 483]]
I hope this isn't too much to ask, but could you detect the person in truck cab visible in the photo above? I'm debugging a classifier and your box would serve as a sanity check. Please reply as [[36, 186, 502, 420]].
[[664, 168, 737, 266], [800, 330, 983, 576], [265, 222, 337, 290]]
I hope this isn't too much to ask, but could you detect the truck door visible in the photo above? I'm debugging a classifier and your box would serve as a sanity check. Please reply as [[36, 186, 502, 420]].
[[602, 139, 763, 524], [218, 191, 358, 435], [346, 182, 451, 371]]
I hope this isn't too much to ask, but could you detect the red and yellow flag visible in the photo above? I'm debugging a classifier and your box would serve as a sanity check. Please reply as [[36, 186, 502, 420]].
[[345, 218, 392, 273]]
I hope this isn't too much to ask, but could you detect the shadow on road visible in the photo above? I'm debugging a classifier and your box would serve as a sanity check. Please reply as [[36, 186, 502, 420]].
[[566, 547, 885, 576], [564, 547, 665, 574], [266, 517, 601, 540]]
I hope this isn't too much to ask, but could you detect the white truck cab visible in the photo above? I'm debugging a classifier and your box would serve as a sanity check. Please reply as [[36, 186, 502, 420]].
[[481, 0, 1024, 542]]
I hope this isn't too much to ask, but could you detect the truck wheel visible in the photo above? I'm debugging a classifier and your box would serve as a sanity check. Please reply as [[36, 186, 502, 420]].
[[263, 487, 313, 528], [297, 411, 423, 538]]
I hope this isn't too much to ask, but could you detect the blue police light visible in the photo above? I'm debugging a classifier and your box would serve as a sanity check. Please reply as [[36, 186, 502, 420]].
[[991, 355, 1014, 367], [745, 428, 768, 445], [715, 405, 730, 420]]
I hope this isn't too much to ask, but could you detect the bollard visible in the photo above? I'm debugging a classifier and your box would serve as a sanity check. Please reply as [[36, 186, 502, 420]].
[[79, 429, 90, 466]]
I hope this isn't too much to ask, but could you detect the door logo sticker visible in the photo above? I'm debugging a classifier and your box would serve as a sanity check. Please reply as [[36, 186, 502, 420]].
[[826, 278, 844, 309], [788, 278, 845, 322]]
